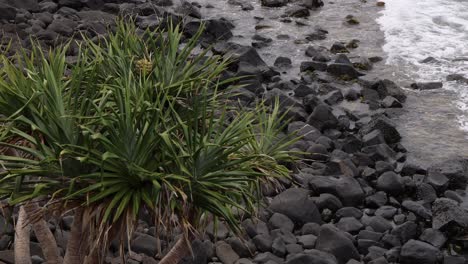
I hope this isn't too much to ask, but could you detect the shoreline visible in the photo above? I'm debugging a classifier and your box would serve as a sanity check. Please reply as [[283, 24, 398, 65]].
[[1, 0, 468, 263]]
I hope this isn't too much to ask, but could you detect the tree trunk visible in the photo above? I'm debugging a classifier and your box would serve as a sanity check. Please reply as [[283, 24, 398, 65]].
[[15, 206, 32, 264], [63, 208, 84, 264], [23, 202, 62, 264], [158, 235, 192, 264]]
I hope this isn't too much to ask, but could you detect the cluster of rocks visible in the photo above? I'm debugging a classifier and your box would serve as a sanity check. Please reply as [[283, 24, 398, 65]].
[[1, 0, 468, 264]]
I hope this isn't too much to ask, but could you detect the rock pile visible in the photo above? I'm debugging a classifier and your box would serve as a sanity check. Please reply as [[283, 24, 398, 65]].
[[1, 0, 468, 263]]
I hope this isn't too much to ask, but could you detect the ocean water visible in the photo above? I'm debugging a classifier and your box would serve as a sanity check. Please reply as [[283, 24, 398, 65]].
[[377, 0, 468, 134]]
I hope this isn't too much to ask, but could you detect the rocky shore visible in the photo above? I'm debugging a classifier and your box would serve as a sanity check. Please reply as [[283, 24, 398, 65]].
[[1, 0, 468, 264]]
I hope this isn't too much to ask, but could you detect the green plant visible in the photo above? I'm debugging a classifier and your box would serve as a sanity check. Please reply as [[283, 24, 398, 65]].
[[0, 20, 297, 264]]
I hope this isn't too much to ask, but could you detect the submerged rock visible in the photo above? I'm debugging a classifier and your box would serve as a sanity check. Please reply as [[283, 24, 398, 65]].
[[410, 82, 443, 90]]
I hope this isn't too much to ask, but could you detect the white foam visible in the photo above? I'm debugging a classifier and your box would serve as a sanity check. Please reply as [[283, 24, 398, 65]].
[[377, 0, 468, 134]]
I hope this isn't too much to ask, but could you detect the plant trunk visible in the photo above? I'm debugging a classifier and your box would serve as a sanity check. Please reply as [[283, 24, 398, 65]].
[[63, 208, 84, 264], [23, 202, 62, 264], [15, 206, 32, 264], [158, 235, 192, 264]]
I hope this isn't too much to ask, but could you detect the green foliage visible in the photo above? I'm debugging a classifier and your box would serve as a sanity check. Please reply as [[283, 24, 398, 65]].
[[0, 20, 298, 253]]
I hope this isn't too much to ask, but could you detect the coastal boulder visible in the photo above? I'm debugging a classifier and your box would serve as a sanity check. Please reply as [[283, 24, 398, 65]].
[[306, 104, 339, 131], [303, 0, 324, 9], [268, 188, 322, 225], [359, 115, 401, 144], [428, 157, 468, 189], [410, 82, 443, 90], [376, 171, 404, 195], [316, 224, 360, 264], [261, 0, 288, 7], [327, 63, 363, 80], [400, 240, 440, 264], [370, 79, 406, 102], [432, 198, 468, 230], [308, 176, 365, 206]]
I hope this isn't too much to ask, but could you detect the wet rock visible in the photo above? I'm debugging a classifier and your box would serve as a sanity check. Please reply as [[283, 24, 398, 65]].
[[443, 190, 463, 203], [400, 239, 440, 264], [417, 183, 437, 204], [305, 46, 329, 61], [288, 121, 321, 141], [420, 228, 446, 248], [428, 157, 468, 189], [362, 130, 385, 146], [274, 56, 292, 68], [447, 73, 468, 83], [261, 0, 288, 7], [330, 42, 349, 54], [353, 57, 373, 71], [269, 188, 322, 225], [309, 176, 365, 206], [432, 197, 468, 230], [300, 61, 328, 72], [265, 88, 300, 108], [344, 88, 360, 101], [305, 27, 328, 41], [302, 222, 320, 236], [381, 96, 402, 108], [335, 54, 352, 65], [359, 116, 401, 144], [316, 224, 360, 264], [303, 0, 324, 9], [420, 56, 438, 63], [410, 82, 443, 90], [284, 6, 310, 17], [327, 63, 362, 80], [402, 200, 432, 220], [323, 90, 344, 105], [345, 15, 360, 25], [369, 79, 406, 103]]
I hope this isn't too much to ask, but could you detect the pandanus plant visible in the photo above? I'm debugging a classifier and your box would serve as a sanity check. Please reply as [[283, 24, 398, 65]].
[[0, 20, 298, 263]]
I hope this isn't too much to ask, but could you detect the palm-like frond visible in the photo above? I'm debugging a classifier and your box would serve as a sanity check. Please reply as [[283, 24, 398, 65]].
[[0, 19, 299, 260]]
